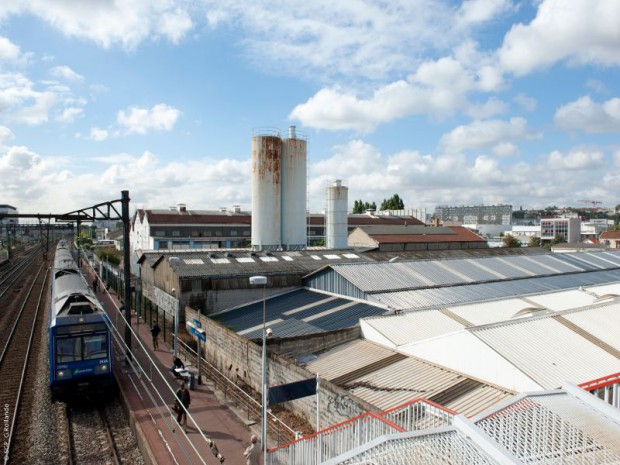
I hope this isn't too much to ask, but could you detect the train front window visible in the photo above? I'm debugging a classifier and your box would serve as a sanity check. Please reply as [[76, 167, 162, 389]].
[[56, 337, 82, 363], [83, 335, 107, 359]]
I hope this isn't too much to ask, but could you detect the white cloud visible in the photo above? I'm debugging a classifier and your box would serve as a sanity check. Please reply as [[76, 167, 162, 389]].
[[466, 97, 507, 119], [290, 57, 477, 132], [57, 107, 83, 123], [514, 93, 537, 111], [547, 149, 605, 170], [4, 0, 194, 51], [492, 142, 518, 157], [50, 65, 84, 82], [89, 127, 109, 141], [439, 117, 539, 154], [499, 0, 620, 75], [13, 91, 59, 125], [0, 36, 23, 63], [613, 150, 620, 167], [117, 104, 181, 135], [0, 125, 14, 141], [203, 0, 499, 81], [555, 96, 620, 133], [458, 0, 513, 25]]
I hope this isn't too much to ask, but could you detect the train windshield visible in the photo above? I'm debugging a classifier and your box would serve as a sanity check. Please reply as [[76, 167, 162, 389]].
[[56, 333, 108, 363]]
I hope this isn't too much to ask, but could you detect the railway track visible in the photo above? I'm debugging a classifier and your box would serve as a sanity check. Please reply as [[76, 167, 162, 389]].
[[65, 403, 122, 465], [0, 259, 48, 465]]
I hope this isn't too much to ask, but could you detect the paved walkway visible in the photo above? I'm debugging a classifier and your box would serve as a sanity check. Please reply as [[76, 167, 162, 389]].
[[87, 267, 262, 465]]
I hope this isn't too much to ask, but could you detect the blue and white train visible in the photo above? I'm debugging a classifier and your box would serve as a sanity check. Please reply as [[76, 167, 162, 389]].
[[49, 240, 114, 397]]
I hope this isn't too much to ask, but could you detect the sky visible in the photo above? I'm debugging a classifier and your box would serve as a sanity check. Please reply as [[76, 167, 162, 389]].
[[0, 0, 619, 217]]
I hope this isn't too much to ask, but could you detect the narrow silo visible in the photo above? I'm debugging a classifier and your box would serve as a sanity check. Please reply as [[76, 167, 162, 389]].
[[251, 130, 282, 251], [326, 179, 348, 249], [281, 126, 308, 250]]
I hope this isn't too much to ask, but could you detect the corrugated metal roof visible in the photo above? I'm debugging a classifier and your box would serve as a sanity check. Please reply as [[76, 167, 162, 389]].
[[321, 251, 620, 295], [561, 300, 620, 352], [306, 340, 513, 417], [362, 311, 464, 346], [525, 289, 597, 311], [443, 298, 536, 326], [305, 339, 396, 381], [212, 288, 387, 338], [155, 249, 369, 278], [369, 270, 620, 310], [471, 310, 620, 389]]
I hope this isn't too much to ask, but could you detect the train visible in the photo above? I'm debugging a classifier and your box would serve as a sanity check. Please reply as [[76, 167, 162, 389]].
[[49, 240, 114, 397]]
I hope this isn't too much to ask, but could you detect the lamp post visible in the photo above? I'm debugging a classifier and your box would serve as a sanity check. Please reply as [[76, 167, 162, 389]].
[[249, 275, 268, 464], [172, 287, 178, 358]]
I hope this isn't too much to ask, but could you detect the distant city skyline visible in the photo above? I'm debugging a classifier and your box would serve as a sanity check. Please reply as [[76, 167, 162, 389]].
[[0, 0, 619, 215]]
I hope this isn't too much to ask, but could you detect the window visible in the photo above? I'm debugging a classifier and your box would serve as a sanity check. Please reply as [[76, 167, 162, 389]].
[[56, 337, 82, 363], [230, 230, 237, 236], [56, 335, 108, 362], [172, 230, 180, 237], [84, 335, 108, 359]]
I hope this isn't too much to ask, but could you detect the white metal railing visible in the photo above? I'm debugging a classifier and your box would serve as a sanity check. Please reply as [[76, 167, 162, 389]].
[[268, 399, 457, 465], [579, 372, 620, 409], [382, 398, 456, 431], [268, 412, 404, 465]]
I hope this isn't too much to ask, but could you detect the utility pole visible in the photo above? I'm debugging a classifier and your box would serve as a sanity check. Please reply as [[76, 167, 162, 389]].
[[122, 190, 132, 359]]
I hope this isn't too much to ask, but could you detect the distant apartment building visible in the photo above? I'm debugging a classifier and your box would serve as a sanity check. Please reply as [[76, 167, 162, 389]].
[[435, 204, 512, 225], [0, 204, 18, 226], [540, 217, 580, 244], [600, 230, 620, 249]]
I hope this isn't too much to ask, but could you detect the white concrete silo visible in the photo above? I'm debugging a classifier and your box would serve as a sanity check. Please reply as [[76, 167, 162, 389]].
[[281, 126, 307, 250], [251, 130, 282, 251], [326, 179, 348, 249]]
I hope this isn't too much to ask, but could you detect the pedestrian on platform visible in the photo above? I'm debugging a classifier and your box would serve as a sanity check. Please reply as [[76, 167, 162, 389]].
[[171, 356, 185, 377], [175, 381, 191, 433], [243, 434, 261, 465], [151, 323, 161, 351], [92, 278, 98, 293]]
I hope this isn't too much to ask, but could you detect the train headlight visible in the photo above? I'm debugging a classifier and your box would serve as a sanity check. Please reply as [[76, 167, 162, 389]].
[[57, 370, 72, 379], [95, 364, 110, 374]]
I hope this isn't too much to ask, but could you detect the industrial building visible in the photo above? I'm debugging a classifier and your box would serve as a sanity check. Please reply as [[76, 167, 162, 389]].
[[434, 204, 512, 225], [347, 224, 487, 251], [211, 250, 620, 406]]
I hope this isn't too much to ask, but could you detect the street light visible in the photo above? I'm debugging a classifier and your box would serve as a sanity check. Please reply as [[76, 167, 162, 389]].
[[249, 275, 268, 464]]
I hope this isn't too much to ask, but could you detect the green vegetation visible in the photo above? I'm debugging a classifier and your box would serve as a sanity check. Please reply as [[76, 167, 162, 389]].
[[528, 236, 541, 247], [502, 234, 521, 248], [95, 247, 123, 265], [380, 194, 405, 211], [352, 200, 377, 214]]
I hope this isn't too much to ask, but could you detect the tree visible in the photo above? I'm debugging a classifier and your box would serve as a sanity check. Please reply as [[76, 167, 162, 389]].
[[353, 199, 376, 213], [380, 194, 405, 211], [502, 234, 521, 248], [528, 236, 541, 247]]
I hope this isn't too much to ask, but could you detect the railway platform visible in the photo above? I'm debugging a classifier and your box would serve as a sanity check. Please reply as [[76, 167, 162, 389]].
[[86, 268, 263, 465]]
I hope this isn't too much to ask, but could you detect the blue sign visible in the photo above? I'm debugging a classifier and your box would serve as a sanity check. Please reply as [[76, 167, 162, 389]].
[[189, 325, 206, 342], [193, 318, 202, 328]]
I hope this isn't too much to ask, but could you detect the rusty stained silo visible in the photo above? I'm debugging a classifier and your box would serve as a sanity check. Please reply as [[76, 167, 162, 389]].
[[251, 130, 282, 251], [326, 179, 349, 249], [281, 126, 307, 250]]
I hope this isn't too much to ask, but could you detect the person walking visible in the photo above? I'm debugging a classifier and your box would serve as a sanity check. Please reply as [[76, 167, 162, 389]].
[[151, 323, 161, 350], [175, 381, 191, 433], [92, 278, 98, 293], [243, 434, 261, 465]]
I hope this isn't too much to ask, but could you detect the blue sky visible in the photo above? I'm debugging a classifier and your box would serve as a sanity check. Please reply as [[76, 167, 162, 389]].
[[0, 0, 619, 216]]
